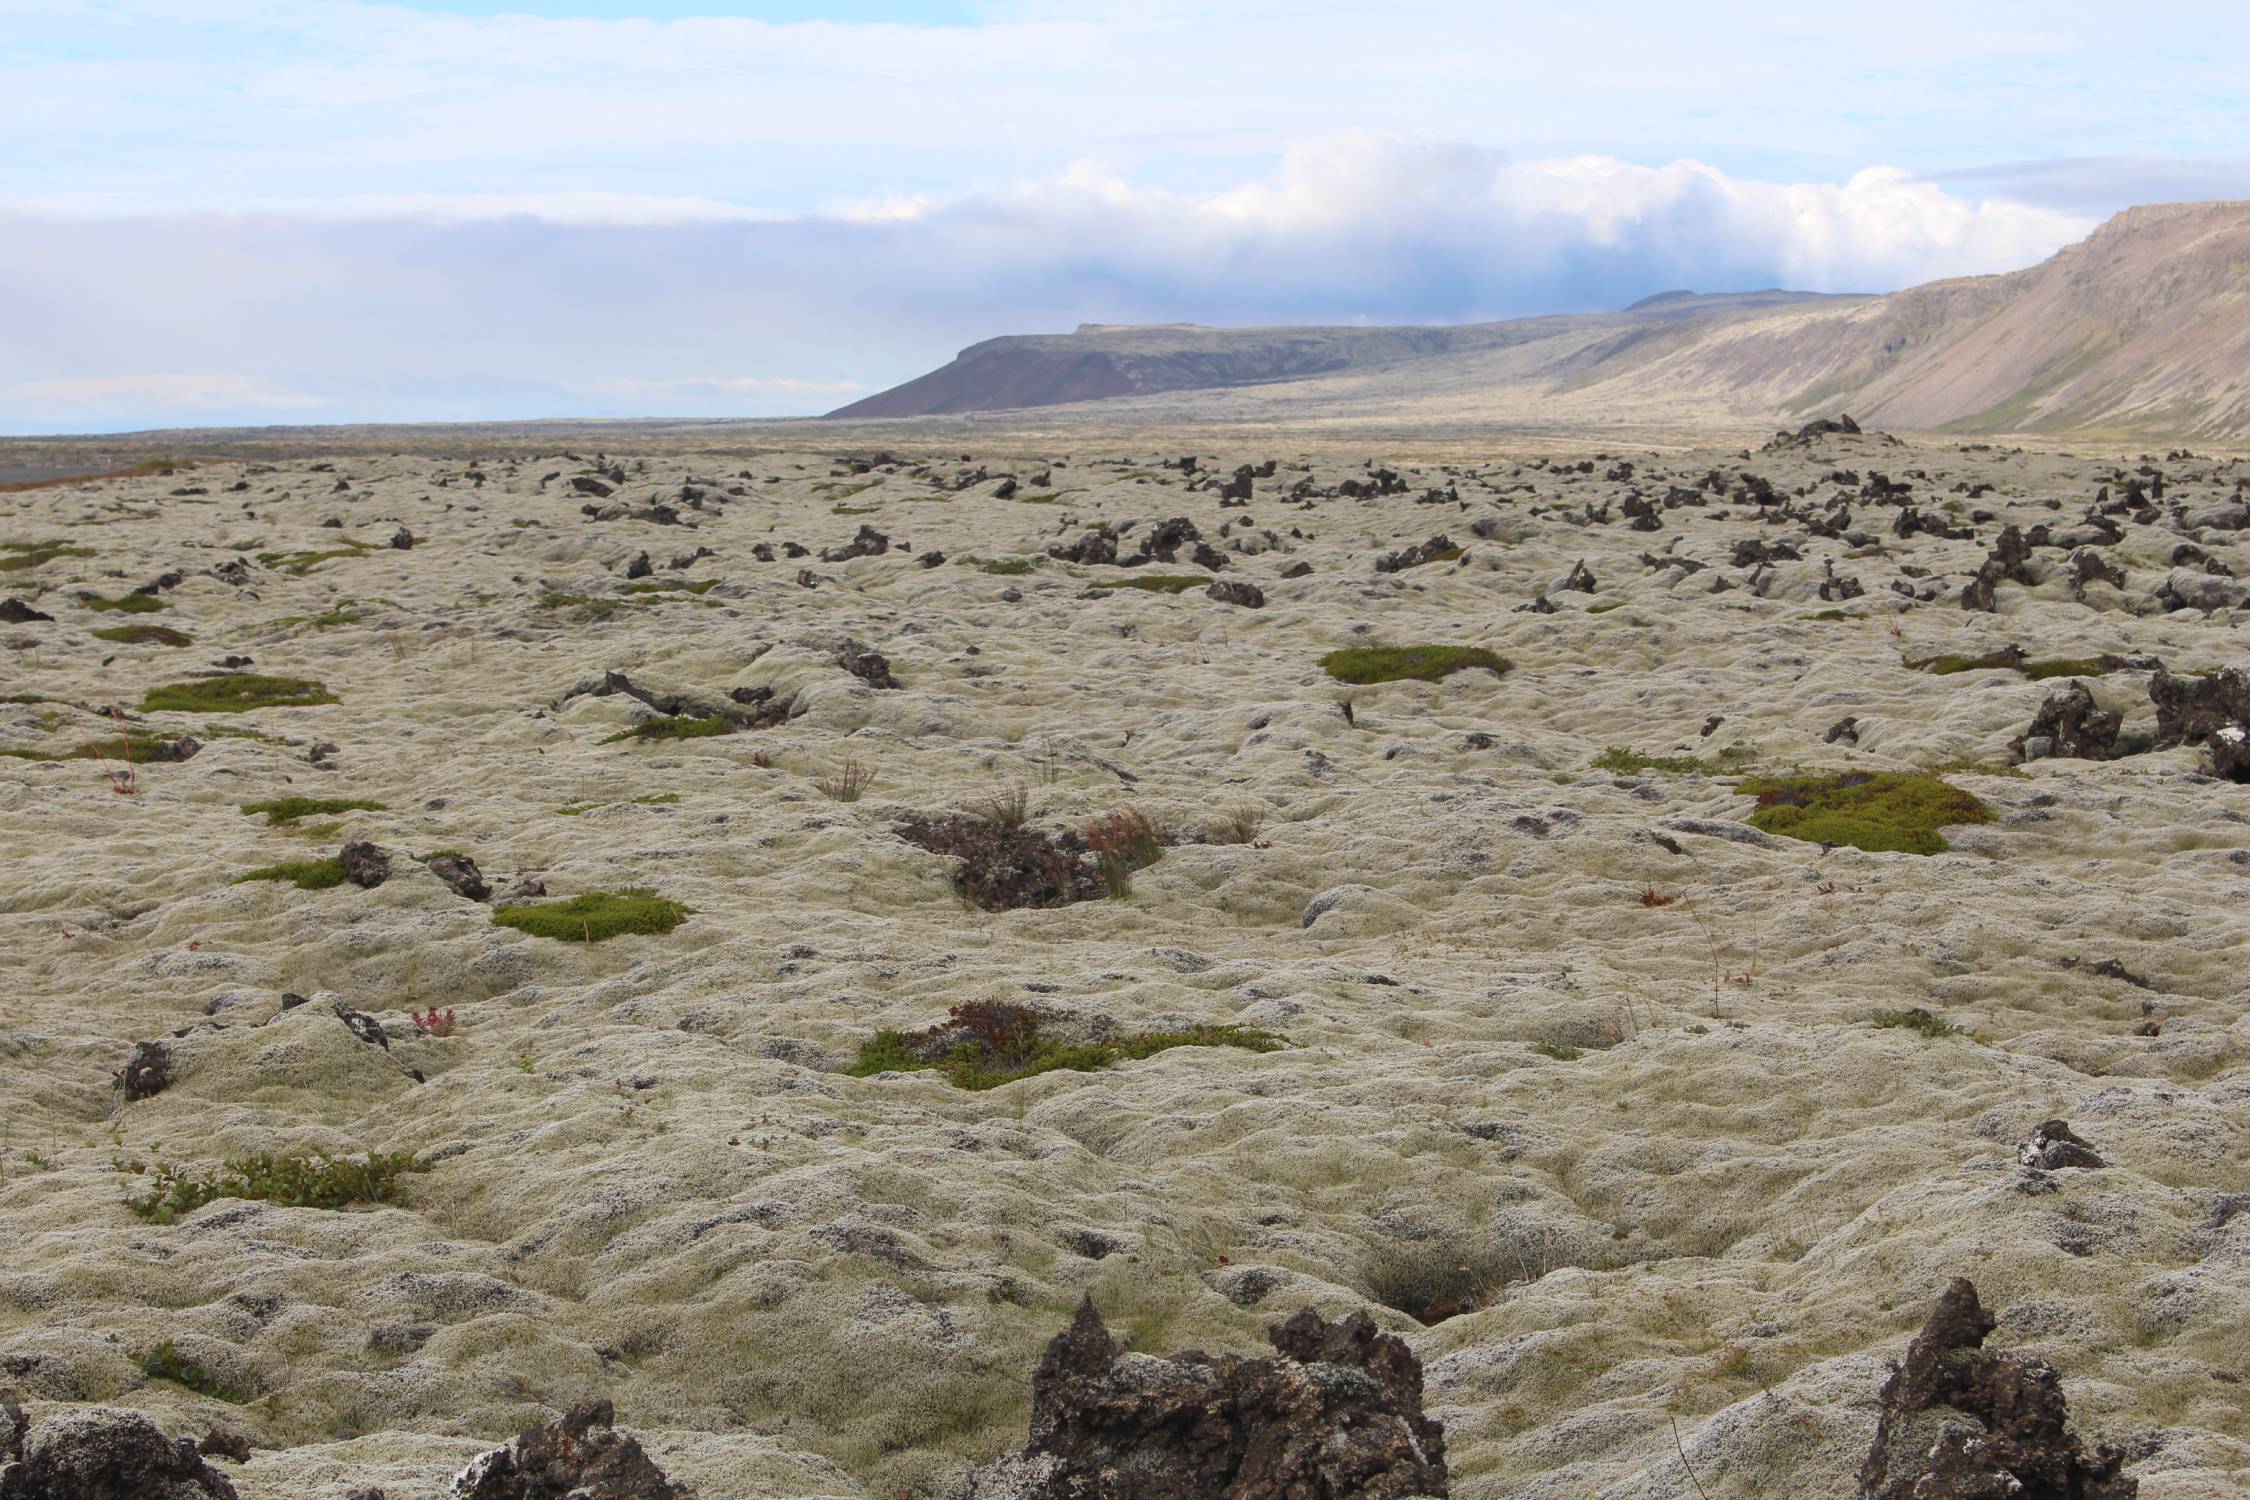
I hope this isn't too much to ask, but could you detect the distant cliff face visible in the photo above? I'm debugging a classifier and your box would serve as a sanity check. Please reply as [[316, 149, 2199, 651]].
[[831, 203, 2250, 438]]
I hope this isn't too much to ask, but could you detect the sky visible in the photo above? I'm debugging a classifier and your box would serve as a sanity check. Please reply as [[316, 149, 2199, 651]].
[[3, 0, 2248, 432]]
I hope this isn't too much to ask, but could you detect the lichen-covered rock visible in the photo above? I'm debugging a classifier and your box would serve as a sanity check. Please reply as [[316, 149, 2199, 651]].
[[453, 1399, 694, 1499], [2019, 1119, 2105, 1170], [427, 852, 491, 902], [340, 841, 392, 889], [0, 1398, 240, 1500], [963, 1298, 1447, 1499], [2012, 682, 2122, 762], [1856, 1278, 2135, 1500]]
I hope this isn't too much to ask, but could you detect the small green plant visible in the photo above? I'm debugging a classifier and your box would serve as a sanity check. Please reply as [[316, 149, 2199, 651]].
[[140, 1339, 252, 1403], [1532, 1041, 1582, 1061], [1742, 772, 1993, 855], [142, 675, 336, 713], [847, 1004, 1282, 1091], [1872, 1007, 1967, 1039], [1093, 574, 1207, 594], [0, 539, 95, 572], [242, 796, 386, 826], [602, 714, 735, 744], [1319, 645, 1509, 685], [491, 889, 692, 942], [118, 1150, 427, 1223], [92, 623, 192, 646], [232, 857, 348, 889], [80, 592, 167, 613]]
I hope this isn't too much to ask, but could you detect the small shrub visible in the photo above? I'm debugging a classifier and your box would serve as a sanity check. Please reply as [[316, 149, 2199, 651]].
[[80, 592, 167, 613], [232, 857, 348, 890], [1319, 645, 1509, 685], [142, 675, 336, 713], [1742, 771, 1992, 855], [411, 1006, 457, 1037], [139, 1339, 252, 1403], [1872, 1007, 1967, 1039], [118, 1150, 427, 1223], [817, 755, 875, 802], [601, 714, 735, 744], [1638, 885, 1675, 907], [1081, 807, 1163, 898], [241, 796, 385, 826], [1207, 803, 1266, 844], [968, 783, 1031, 829], [92, 623, 192, 646], [491, 889, 692, 942]]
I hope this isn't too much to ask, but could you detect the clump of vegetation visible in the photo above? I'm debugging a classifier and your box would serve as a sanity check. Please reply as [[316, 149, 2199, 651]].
[[1081, 807, 1163, 898], [491, 889, 692, 942], [0, 729, 187, 764], [259, 539, 372, 576], [241, 796, 386, 826], [601, 714, 735, 744], [80, 592, 168, 613], [1591, 747, 1733, 775], [967, 783, 1031, 829], [1742, 771, 1993, 855], [1532, 1041, 1582, 1061], [139, 1339, 252, 1403], [535, 591, 626, 620], [91, 623, 191, 646], [971, 556, 1038, 576], [142, 675, 336, 713], [816, 755, 875, 802], [1909, 648, 2118, 681], [622, 578, 718, 595], [846, 1001, 1282, 1091], [1319, 644, 1509, 685], [1093, 574, 1207, 594], [0, 539, 95, 572], [233, 857, 348, 890], [1872, 1007, 1968, 1039], [1207, 803, 1265, 844], [118, 1150, 428, 1222]]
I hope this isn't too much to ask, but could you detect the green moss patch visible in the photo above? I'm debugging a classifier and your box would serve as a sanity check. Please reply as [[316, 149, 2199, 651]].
[[1320, 644, 1509, 685], [233, 857, 348, 889], [1872, 1007, 1969, 1039], [80, 592, 167, 613], [491, 889, 692, 941], [140, 1339, 253, 1403], [601, 714, 735, 744], [119, 1150, 427, 1223], [1591, 747, 1745, 776], [1909, 648, 2118, 681], [241, 796, 386, 826], [92, 623, 192, 646], [1742, 772, 1993, 855], [0, 731, 186, 763], [1093, 574, 1207, 594], [0, 540, 95, 572], [847, 1003, 1282, 1091], [259, 540, 373, 576], [142, 674, 336, 713], [971, 557, 1038, 576], [622, 578, 719, 595]]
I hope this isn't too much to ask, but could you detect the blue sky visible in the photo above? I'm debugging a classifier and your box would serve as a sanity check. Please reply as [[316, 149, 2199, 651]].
[[3, 0, 2247, 431]]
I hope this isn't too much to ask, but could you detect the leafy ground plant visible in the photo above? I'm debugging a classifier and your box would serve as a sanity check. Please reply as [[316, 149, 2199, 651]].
[[847, 1001, 1282, 1090], [142, 675, 337, 713], [491, 889, 692, 941], [1742, 772, 1992, 855], [233, 857, 348, 889], [242, 796, 386, 825], [118, 1150, 428, 1222], [1320, 644, 1509, 685]]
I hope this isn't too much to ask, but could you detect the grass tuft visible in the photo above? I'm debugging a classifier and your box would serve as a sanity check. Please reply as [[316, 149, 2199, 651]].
[[1742, 771, 1992, 855], [491, 889, 692, 942], [1319, 644, 1509, 685]]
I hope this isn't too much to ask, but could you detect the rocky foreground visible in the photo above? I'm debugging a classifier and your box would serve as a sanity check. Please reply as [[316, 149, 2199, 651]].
[[2, 427, 2246, 1497]]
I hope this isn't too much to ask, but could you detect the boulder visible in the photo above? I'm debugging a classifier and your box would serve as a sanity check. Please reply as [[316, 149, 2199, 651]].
[[452, 1399, 692, 1500], [0, 1398, 239, 1500]]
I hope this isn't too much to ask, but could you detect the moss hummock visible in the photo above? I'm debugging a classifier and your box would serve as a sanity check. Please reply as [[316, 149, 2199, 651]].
[[491, 889, 692, 941], [142, 675, 336, 713], [1320, 645, 1509, 685], [80, 592, 167, 613], [241, 796, 386, 826], [1093, 574, 1207, 594], [1742, 772, 1993, 855], [92, 623, 192, 646], [233, 857, 348, 889], [847, 1003, 1283, 1091]]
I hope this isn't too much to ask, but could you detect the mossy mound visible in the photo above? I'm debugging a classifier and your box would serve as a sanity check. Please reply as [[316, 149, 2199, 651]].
[[1910, 648, 2118, 681], [1320, 645, 1509, 685], [1093, 574, 1208, 594], [259, 540, 373, 576], [1591, 746, 1750, 776], [142, 674, 337, 713], [972, 557, 1038, 576], [80, 592, 167, 613], [848, 1002, 1282, 1091], [601, 714, 735, 744], [1742, 772, 1993, 855], [492, 889, 692, 941], [92, 623, 192, 646], [233, 857, 349, 889], [242, 796, 386, 826]]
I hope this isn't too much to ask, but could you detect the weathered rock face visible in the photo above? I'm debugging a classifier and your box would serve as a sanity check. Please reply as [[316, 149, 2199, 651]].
[[452, 1399, 694, 1500], [340, 841, 393, 889], [116, 1039, 174, 1101], [1962, 524, 2034, 612], [963, 1298, 1448, 1499], [1856, 1279, 2136, 1500], [2019, 1119, 2106, 1170], [2149, 668, 2250, 781], [427, 852, 491, 902], [0, 1397, 240, 1500], [2012, 682, 2122, 762]]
